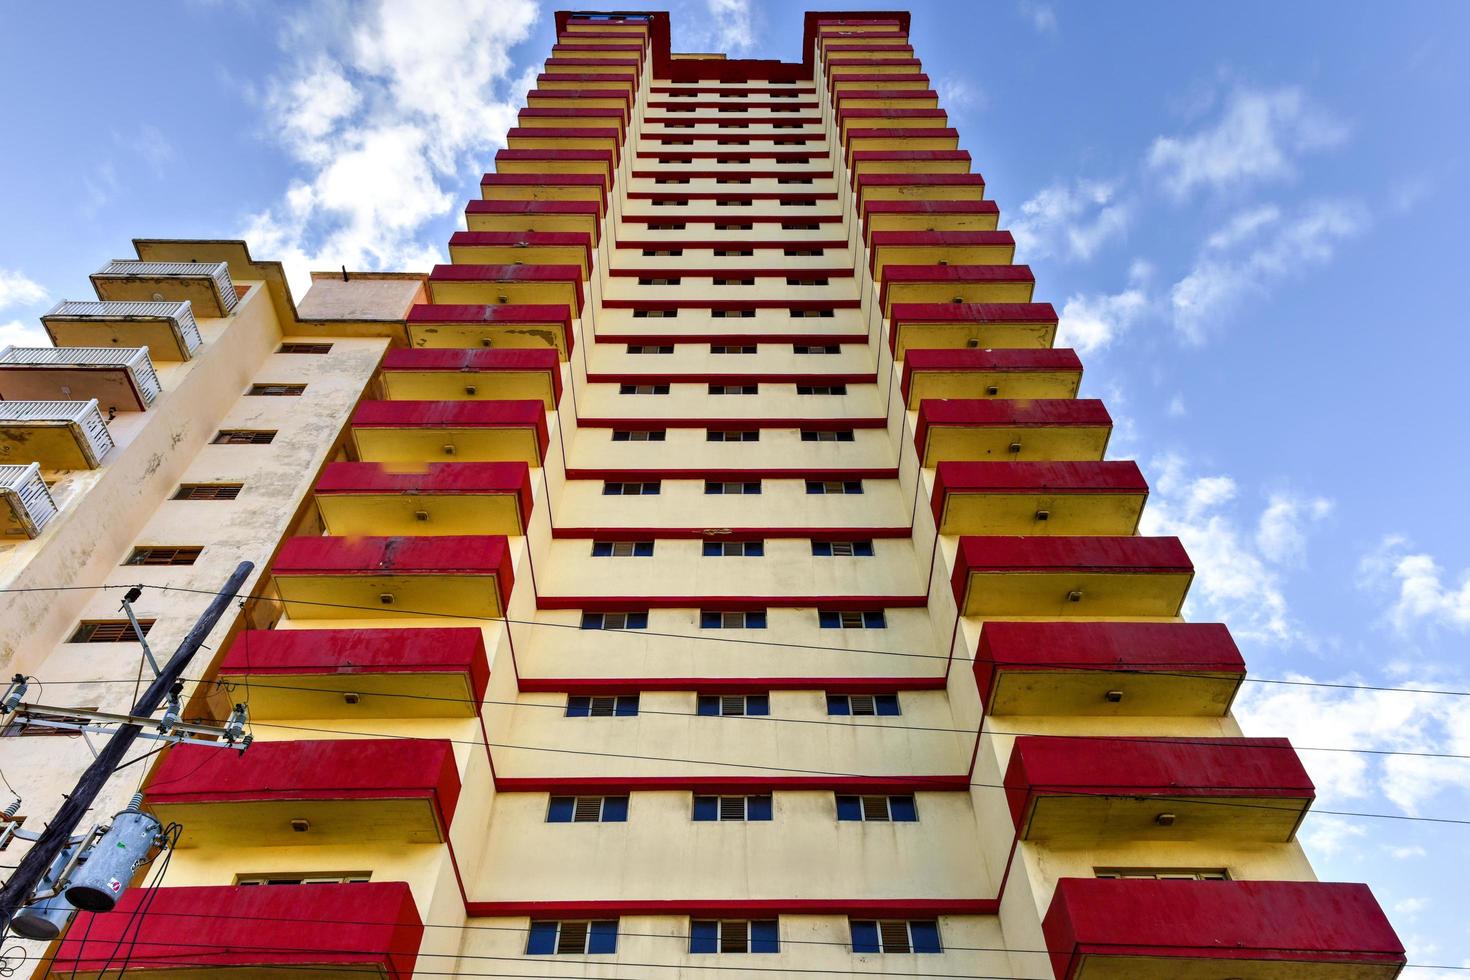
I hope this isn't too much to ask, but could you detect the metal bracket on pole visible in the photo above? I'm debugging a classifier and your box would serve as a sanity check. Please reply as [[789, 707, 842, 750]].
[[120, 586, 162, 678]]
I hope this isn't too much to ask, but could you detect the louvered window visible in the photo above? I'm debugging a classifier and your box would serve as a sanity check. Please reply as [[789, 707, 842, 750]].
[[805, 480, 863, 495], [567, 695, 640, 717], [1094, 868, 1230, 880], [835, 794, 917, 822], [707, 429, 759, 442], [246, 383, 305, 396], [791, 308, 835, 317], [850, 919, 942, 954], [801, 429, 856, 443], [710, 308, 755, 318], [638, 277, 681, 285], [125, 546, 202, 566], [612, 429, 666, 442], [602, 481, 661, 495], [69, 620, 153, 643], [697, 693, 769, 716], [689, 919, 779, 953], [709, 384, 758, 395], [2, 706, 99, 737], [794, 344, 840, 354], [704, 480, 760, 494], [525, 919, 618, 955], [619, 384, 670, 395], [591, 541, 654, 557], [580, 611, 650, 629], [547, 795, 629, 823], [692, 795, 773, 822], [796, 384, 847, 395], [632, 308, 678, 318], [714, 249, 755, 257], [713, 277, 756, 285], [213, 429, 276, 444], [236, 874, 370, 886], [174, 483, 243, 500], [700, 610, 766, 629], [627, 344, 674, 354], [819, 609, 886, 629], [812, 540, 875, 557], [714, 223, 753, 231], [702, 540, 763, 556], [827, 693, 900, 716], [278, 343, 333, 354]]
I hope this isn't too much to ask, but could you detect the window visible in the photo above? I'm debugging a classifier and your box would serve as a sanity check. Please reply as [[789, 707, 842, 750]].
[[646, 223, 686, 231], [69, 620, 153, 643], [827, 693, 900, 716], [526, 920, 619, 955], [714, 223, 753, 231], [627, 344, 674, 354], [213, 429, 275, 445], [801, 429, 856, 443], [602, 481, 660, 495], [710, 344, 757, 354], [697, 693, 769, 717], [791, 308, 835, 318], [124, 546, 202, 566], [690, 919, 779, 954], [174, 483, 243, 500], [236, 874, 370, 886], [850, 919, 941, 954], [618, 384, 669, 395], [778, 178, 814, 185], [710, 308, 755, 318], [709, 384, 758, 395], [806, 480, 863, 495], [713, 249, 754, 257], [794, 344, 840, 354], [693, 795, 773, 822], [785, 248, 824, 257], [705, 481, 760, 495], [591, 541, 654, 557], [638, 277, 681, 285], [784, 200, 819, 209], [654, 179, 690, 185], [713, 277, 756, 285], [567, 695, 640, 717], [642, 248, 684, 256], [782, 222, 819, 230], [277, 343, 332, 354], [700, 610, 767, 629], [836, 795, 917, 822], [612, 429, 666, 442], [246, 383, 305, 396], [702, 540, 763, 556], [1094, 868, 1231, 881], [812, 540, 874, 557], [580, 611, 649, 630], [796, 384, 847, 395], [547, 796, 629, 823], [632, 308, 678, 318], [819, 610, 887, 629], [707, 429, 759, 442]]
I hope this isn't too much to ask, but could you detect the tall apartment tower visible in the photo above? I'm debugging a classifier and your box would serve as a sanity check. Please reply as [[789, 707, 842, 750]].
[[0, 9, 1406, 979]]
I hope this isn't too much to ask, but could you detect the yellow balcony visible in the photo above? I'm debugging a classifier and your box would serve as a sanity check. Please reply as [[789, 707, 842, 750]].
[[213, 627, 489, 719], [380, 347, 560, 407], [479, 175, 607, 217], [887, 302, 1058, 357], [425, 263, 584, 316], [350, 399, 548, 466], [863, 201, 1001, 243], [974, 621, 1245, 717], [830, 76, 930, 94], [857, 174, 987, 211], [536, 74, 637, 95], [871, 231, 1013, 280], [315, 461, 532, 537], [901, 348, 1080, 405], [494, 148, 615, 187], [505, 127, 622, 160], [526, 91, 633, 111], [448, 230, 594, 277], [850, 150, 971, 181], [932, 461, 1146, 537], [465, 199, 602, 243], [915, 398, 1111, 467], [950, 535, 1193, 618], [880, 264, 1034, 316], [846, 130, 959, 166], [406, 304, 573, 359]]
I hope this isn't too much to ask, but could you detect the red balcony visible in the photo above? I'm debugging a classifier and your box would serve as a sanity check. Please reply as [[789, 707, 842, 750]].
[[493, 147, 616, 188], [974, 621, 1244, 716], [932, 460, 1146, 536], [879, 264, 1034, 314], [914, 399, 1112, 466], [464, 199, 602, 244], [506, 125, 623, 162], [838, 108, 947, 141], [901, 348, 1081, 406], [834, 88, 941, 111], [849, 149, 972, 182], [380, 347, 562, 408], [52, 881, 424, 979], [871, 231, 1014, 279], [889, 302, 1057, 356], [448, 229, 595, 274], [425, 263, 585, 315], [315, 460, 533, 537], [147, 738, 459, 847], [350, 399, 549, 466], [272, 534, 514, 620], [845, 127, 960, 165], [863, 200, 1000, 243], [480, 172, 609, 216], [1043, 878, 1405, 980], [518, 106, 628, 140], [215, 626, 489, 719], [526, 87, 635, 112], [857, 171, 984, 207], [406, 303, 574, 358], [950, 535, 1192, 617], [1006, 735, 1313, 843]]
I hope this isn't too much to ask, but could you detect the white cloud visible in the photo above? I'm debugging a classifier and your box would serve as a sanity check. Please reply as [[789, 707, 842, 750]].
[[1299, 814, 1367, 857], [1148, 86, 1348, 198], [1256, 493, 1333, 566], [1018, 1, 1056, 33], [1011, 179, 1131, 263], [1396, 897, 1430, 918], [0, 270, 47, 310], [1166, 394, 1187, 417], [1361, 536, 1470, 634], [705, 0, 755, 55], [936, 76, 985, 113], [242, 0, 540, 294], [1170, 199, 1366, 343], [1138, 454, 1332, 642], [1, 320, 51, 348], [1055, 259, 1152, 355], [1388, 845, 1428, 860]]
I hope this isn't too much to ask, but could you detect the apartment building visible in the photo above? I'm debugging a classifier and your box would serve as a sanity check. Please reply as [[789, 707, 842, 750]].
[[0, 10, 1404, 979]]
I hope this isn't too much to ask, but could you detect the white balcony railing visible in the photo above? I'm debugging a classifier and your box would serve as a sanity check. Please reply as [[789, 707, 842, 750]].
[[42, 300, 203, 359], [0, 345, 162, 407], [0, 463, 58, 538], [90, 260, 238, 316], [0, 400, 115, 469]]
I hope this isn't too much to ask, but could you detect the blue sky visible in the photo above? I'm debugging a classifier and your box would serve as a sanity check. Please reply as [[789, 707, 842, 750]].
[[3, 0, 1470, 970]]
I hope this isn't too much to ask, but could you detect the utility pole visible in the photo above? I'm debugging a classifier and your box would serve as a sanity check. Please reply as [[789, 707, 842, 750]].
[[0, 560, 254, 930]]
